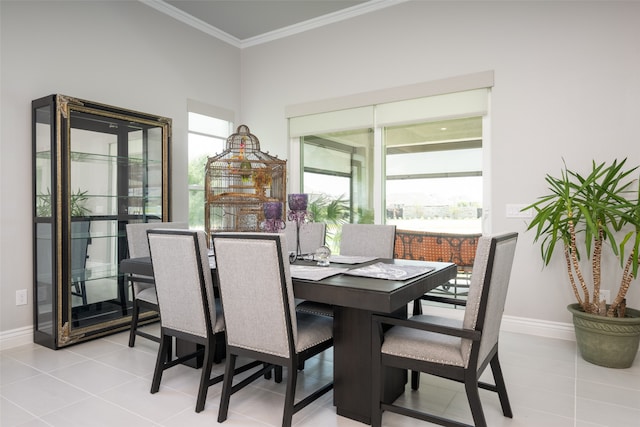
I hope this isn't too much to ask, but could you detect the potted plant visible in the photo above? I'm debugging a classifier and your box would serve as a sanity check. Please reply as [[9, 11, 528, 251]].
[[525, 158, 640, 368]]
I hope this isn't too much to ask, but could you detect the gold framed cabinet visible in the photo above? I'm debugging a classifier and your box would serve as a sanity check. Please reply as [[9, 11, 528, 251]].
[[32, 94, 171, 349]]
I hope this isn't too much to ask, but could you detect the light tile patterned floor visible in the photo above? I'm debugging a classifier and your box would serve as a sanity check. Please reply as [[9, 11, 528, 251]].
[[1, 322, 639, 426]]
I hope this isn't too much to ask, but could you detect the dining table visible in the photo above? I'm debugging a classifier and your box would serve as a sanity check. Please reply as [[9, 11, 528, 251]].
[[120, 254, 456, 425]]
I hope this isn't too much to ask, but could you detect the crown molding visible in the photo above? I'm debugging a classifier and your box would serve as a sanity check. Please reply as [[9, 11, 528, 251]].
[[140, 0, 242, 48], [241, 0, 410, 48], [140, 0, 409, 49]]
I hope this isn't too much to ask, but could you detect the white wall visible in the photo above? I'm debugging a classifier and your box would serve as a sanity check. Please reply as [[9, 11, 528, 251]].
[[0, 0, 241, 334], [2, 0, 639, 340], [239, 0, 640, 324]]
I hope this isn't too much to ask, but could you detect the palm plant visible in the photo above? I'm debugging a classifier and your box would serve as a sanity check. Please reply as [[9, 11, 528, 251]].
[[524, 159, 640, 317], [37, 188, 91, 217], [308, 193, 349, 251]]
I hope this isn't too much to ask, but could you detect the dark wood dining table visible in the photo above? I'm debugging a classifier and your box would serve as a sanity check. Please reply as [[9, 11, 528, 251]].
[[120, 256, 456, 425]]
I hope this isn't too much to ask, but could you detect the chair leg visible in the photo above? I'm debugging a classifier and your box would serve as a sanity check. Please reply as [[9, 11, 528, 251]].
[[465, 378, 487, 427], [80, 280, 87, 305], [282, 364, 297, 427], [490, 353, 513, 418], [195, 343, 215, 413], [150, 334, 171, 394], [411, 370, 420, 390], [412, 298, 423, 315], [275, 365, 283, 383], [128, 299, 140, 347], [218, 353, 237, 423]]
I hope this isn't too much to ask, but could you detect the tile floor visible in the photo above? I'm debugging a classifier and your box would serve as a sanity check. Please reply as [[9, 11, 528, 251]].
[[1, 321, 639, 427]]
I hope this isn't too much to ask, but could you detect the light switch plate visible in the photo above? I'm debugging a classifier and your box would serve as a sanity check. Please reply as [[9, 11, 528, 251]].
[[506, 204, 532, 218]]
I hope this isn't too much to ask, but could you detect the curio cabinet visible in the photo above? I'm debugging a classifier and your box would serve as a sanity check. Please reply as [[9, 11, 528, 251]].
[[32, 94, 171, 349]]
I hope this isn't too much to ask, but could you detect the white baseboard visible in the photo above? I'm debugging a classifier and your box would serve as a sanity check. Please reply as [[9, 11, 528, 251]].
[[0, 326, 34, 351], [0, 316, 577, 351], [502, 314, 575, 341], [413, 304, 577, 341]]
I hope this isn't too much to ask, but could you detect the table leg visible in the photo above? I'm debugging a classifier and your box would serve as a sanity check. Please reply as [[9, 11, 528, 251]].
[[333, 306, 406, 424]]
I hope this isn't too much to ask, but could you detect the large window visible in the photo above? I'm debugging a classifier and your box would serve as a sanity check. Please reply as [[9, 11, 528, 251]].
[[188, 112, 233, 229], [289, 85, 489, 237]]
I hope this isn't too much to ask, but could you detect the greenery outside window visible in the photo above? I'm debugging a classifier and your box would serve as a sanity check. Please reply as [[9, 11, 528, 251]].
[[188, 112, 232, 229]]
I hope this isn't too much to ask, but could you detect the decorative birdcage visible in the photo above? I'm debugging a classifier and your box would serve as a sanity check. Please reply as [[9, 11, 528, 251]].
[[205, 125, 286, 237]]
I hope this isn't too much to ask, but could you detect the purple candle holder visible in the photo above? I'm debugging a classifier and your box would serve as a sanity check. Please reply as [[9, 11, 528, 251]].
[[288, 193, 308, 211], [263, 201, 282, 220], [287, 193, 313, 260]]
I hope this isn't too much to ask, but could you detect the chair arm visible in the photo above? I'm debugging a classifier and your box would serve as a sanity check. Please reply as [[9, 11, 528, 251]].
[[372, 314, 481, 341], [129, 274, 155, 284]]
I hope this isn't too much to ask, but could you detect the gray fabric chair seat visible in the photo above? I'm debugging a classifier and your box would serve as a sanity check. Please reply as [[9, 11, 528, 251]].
[[296, 301, 334, 317], [295, 312, 333, 352], [136, 286, 157, 305], [382, 315, 465, 367]]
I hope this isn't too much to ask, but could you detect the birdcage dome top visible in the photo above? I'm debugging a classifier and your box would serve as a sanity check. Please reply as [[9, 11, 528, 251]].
[[226, 124, 260, 152]]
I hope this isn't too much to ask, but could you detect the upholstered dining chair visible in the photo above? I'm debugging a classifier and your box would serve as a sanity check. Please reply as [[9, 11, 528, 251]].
[[147, 229, 261, 413], [339, 223, 396, 258], [284, 220, 326, 255], [371, 232, 518, 427], [70, 220, 91, 305], [285, 222, 333, 318], [213, 233, 334, 427], [126, 221, 187, 348]]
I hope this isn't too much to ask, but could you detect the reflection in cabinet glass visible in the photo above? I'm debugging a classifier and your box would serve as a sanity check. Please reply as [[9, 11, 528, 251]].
[[32, 94, 171, 349]]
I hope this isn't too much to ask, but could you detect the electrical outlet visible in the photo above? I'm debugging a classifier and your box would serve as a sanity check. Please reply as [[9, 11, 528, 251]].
[[16, 289, 27, 306], [600, 290, 610, 304]]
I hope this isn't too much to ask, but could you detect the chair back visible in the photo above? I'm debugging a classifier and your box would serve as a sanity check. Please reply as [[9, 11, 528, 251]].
[[126, 221, 188, 258], [70, 220, 91, 279], [339, 224, 396, 258], [461, 232, 518, 368], [213, 233, 297, 359], [147, 230, 216, 339], [284, 221, 326, 254]]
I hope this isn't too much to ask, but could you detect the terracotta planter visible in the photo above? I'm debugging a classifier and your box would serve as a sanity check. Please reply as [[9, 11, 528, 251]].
[[568, 303, 640, 368]]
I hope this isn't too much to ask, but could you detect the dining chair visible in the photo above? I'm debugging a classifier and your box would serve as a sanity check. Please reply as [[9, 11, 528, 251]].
[[213, 232, 334, 427], [284, 221, 326, 255], [339, 223, 396, 258], [126, 221, 187, 348], [371, 232, 518, 427], [147, 229, 261, 413], [285, 221, 334, 317], [70, 220, 91, 305]]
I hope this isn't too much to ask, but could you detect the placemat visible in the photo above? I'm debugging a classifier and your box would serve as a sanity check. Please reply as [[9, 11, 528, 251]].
[[344, 262, 434, 280], [290, 265, 349, 281]]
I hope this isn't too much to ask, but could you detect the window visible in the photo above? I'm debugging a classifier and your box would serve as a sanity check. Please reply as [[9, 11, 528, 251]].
[[384, 117, 483, 233], [302, 129, 374, 224], [288, 84, 489, 238], [188, 111, 233, 229]]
